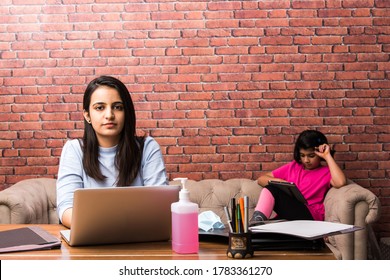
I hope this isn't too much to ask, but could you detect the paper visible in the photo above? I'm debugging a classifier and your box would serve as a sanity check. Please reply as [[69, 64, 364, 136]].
[[249, 220, 363, 240], [0, 226, 61, 253]]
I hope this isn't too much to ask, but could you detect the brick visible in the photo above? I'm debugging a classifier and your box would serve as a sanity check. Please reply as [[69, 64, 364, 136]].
[[289, 18, 323, 27], [344, 35, 377, 44], [178, 137, 210, 146], [339, 17, 373, 26], [14, 166, 47, 175], [321, 81, 353, 89], [265, 46, 298, 54], [255, 19, 289, 27], [0, 158, 26, 166], [192, 154, 223, 163], [342, 0, 374, 8], [164, 155, 191, 164], [336, 71, 368, 80]]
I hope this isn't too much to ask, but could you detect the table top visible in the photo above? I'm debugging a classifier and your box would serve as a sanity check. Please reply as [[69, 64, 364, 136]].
[[0, 224, 335, 260]]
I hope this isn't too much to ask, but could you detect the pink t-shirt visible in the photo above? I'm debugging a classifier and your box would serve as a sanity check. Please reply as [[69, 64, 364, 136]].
[[272, 161, 331, 221]]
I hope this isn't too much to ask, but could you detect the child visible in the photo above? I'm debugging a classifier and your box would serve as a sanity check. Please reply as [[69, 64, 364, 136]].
[[250, 130, 346, 225]]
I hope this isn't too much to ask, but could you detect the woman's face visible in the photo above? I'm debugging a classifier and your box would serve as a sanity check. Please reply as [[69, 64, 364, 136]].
[[299, 148, 321, 170], [83, 86, 125, 147]]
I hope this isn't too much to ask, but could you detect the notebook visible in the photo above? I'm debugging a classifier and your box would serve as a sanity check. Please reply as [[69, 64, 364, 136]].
[[60, 185, 180, 246]]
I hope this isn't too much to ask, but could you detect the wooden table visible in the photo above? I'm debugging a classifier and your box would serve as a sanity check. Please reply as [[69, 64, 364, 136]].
[[0, 224, 335, 260]]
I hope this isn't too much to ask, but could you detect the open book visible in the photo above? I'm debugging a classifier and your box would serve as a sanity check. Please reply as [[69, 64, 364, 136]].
[[249, 220, 363, 240], [0, 226, 61, 253]]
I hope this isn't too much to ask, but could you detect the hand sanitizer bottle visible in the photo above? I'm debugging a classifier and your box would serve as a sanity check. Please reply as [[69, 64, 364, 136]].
[[171, 178, 199, 254]]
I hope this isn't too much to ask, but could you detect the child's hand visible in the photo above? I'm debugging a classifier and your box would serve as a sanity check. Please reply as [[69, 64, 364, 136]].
[[314, 144, 331, 159]]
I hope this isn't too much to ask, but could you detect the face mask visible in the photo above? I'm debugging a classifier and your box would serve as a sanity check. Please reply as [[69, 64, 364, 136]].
[[198, 210, 225, 232]]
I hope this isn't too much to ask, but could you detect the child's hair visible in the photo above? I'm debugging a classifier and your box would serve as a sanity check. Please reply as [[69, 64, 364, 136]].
[[293, 130, 335, 163]]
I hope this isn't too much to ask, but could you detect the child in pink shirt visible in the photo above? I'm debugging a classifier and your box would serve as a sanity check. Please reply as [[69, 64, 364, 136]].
[[250, 130, 347, 225]]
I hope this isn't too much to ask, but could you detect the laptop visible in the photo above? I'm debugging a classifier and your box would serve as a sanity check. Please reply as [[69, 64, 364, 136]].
[[60, 185, 180, 246]]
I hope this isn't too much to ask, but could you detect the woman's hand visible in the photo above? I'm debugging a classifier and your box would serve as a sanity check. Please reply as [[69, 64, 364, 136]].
[[61, 208, 73, 229]]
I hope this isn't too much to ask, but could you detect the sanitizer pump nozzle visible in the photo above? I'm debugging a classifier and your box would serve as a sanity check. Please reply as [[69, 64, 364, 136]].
[[173, 177, 189, 201]]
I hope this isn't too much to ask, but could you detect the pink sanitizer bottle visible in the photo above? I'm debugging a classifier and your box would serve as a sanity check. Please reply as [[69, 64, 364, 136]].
[[171, 178, 199, 254]]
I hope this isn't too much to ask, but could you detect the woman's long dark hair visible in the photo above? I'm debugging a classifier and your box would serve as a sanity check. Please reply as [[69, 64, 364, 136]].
[[82, 75, 145, 186], [293, 130, 335, 163]]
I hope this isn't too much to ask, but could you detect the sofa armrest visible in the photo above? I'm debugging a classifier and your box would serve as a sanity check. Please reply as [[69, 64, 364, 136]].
[[0, 178, 59, 224], [324, 179, 381, 259]]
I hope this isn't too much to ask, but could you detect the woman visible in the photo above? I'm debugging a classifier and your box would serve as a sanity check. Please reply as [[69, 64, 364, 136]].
[[57, 76, 168, 228], [250, 130, 346, 225]]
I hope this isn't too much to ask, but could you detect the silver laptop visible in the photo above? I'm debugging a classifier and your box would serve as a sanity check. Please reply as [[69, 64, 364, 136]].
[[60, 186, 180, 246]]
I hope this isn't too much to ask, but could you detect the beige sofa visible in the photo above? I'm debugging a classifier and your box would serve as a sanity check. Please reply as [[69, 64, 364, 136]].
[[0, 177, 381, 260]]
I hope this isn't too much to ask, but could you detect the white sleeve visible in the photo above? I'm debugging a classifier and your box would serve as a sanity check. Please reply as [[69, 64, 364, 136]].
[[141, 137, 168, 186], [56, 140, 84, 223]]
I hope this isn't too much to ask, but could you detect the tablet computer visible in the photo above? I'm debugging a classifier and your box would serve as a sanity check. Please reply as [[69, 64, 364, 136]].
[[268, 180, 307, 204]]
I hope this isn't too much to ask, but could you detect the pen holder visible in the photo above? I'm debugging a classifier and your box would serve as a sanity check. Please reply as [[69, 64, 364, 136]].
[[227, 231, 253, 259]]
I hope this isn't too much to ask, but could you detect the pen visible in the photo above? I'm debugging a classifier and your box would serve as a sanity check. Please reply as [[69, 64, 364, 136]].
[[235, 206, 239, 233], [244, 196, 248, 233], [239, 197, 245, 231], [231, 198, 236, 233], [224, 206, 234, 233], [236, 204, 243, 233]]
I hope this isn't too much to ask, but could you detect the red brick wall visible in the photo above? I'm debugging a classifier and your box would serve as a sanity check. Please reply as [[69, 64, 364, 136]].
[[0, 1, 389, 237]]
